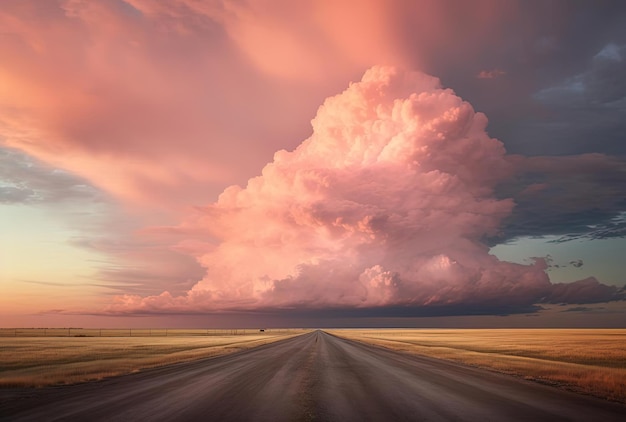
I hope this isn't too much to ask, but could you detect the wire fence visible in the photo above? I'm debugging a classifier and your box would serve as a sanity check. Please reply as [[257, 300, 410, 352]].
[[0, 328, 296, 337]]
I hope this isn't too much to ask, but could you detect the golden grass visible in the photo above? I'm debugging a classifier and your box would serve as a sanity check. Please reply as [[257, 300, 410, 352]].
[[0, 329, 308, 387], [328, 329, 626, 403]]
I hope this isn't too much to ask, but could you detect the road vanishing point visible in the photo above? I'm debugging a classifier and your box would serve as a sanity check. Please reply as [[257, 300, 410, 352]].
[[1, 330, 625, 421]]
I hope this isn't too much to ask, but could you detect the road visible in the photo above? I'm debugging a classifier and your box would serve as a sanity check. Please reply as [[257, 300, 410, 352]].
[[1, 330, 625, 421]]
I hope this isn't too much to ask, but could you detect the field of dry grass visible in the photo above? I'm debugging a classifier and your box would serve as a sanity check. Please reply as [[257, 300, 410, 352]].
[[0, 329, 308, 387], [328, 329, 626, 403]]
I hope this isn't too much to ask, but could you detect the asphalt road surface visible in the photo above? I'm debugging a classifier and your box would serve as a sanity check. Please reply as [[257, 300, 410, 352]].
[[1, 330, 625, 421]]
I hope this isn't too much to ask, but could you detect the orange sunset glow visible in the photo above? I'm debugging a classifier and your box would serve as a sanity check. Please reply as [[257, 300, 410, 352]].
[[1, 0, 625, 329]]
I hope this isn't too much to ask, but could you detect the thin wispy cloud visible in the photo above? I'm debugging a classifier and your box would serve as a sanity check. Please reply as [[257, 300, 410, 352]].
[[477, 69, 506, 79]]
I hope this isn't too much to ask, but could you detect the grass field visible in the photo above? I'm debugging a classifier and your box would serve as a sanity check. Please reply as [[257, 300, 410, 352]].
[[0, 329, 308, 387], [328, 329, 626, 403]]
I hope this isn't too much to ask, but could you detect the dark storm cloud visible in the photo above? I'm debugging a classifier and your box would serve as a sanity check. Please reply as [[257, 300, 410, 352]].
[[98, 303, 545, 318], [493, 154, 626, 242], [525, 42, 626, 157], [533, 43, 626, 109], [544, 278, 625, 305], [561, 306, 604, 313], [429, 1, 626, 158], [261, 304, 546, 319]]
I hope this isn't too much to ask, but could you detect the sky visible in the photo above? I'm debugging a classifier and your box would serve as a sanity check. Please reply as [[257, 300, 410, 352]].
[[1, 0, 626, 328]]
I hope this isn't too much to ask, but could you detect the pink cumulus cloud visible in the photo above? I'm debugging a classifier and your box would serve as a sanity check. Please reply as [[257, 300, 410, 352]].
[[107, 66, 559, 314]]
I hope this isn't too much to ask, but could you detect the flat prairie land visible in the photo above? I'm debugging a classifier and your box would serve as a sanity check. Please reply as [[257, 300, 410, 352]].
[[0, 329, 307, 387], [328, 329, 626, 403]]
